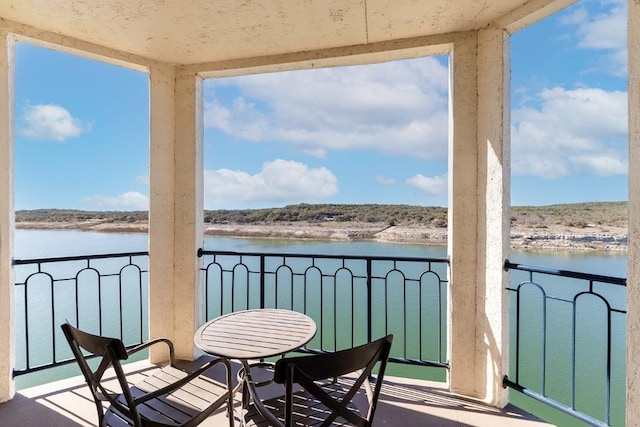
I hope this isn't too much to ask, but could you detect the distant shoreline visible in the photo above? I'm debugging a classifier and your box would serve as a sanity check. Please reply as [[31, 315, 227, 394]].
[[15, 220, 629, 252]]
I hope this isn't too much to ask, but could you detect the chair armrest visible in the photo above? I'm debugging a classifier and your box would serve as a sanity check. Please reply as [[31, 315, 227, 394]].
[[126, 337, 176, 365], [244, 371, 285, 427], [134, 357, 232, 405]]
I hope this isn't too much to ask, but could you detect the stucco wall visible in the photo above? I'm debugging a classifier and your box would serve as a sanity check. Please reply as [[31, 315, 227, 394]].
[[0, 28, 15, 403], [627, 0, 640, 424]]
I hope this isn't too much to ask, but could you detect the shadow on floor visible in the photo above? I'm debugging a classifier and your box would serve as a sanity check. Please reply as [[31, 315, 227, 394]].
[[0, 358, 552, 427]]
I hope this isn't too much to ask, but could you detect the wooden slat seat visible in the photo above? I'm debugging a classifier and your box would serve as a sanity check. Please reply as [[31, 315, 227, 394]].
[[61, 323, 235, 427]]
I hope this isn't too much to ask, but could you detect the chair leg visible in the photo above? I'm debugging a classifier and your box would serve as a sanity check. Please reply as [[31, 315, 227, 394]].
[[242, 382, 250, 409], [226, 363, 236, 427], [227, 396, 236, 427]]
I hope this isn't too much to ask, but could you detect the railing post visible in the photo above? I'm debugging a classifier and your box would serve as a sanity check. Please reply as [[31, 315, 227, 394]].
[[260, 255, 266, 309], [366, 258, 372, 345]]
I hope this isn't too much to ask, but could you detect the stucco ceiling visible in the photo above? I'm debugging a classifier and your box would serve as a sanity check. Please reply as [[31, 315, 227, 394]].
[[1, 0, 556, 65]]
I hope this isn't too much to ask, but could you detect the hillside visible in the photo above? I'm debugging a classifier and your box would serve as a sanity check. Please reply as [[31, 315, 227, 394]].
[[14, 202, 628, 228], [14, 202, 629, 251]]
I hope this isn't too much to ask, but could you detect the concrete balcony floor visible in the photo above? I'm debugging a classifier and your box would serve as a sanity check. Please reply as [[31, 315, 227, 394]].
[[0, 358, 553, 427]]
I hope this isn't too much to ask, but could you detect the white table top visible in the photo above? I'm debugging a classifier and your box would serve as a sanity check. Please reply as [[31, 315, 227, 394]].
[[194, 309, 317, 360]]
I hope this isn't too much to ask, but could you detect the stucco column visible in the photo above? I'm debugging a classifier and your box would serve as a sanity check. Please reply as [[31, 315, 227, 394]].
[[448, 28, 509, 406], [173, 69, 205, 359], [149, 65, 204, 362], [627, 0, 640, 424], [148, 65, 204, 362], [447, 31, 479, 398], [476, 25, 511, 407], [0, 29, 15, 403], [148, 64, 178, 362]]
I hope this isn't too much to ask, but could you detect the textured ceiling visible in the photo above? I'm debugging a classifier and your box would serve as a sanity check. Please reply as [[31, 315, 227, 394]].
[[1, 0, 551, 65]]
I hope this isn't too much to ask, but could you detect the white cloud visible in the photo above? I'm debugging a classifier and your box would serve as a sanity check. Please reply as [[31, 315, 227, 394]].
[[571, 154, 627, 176], [205, 98, 270, 141], [375, 175, 395, 185], [135, 174, 150, 185], [406, 174, 448, 196], [512, 86, 628, 178], [204, 57, 449, 160], [20, 104, 88, 141], [575, 2, 626, 51], [80, 191, 149, 210], [203, 159, 338, 209], [562, 1, 627, 75], [560, 6, 588, 26]]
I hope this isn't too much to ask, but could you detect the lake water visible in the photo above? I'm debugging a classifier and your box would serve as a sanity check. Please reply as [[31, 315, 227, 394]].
[[13, 229, 629, 426], [14, 228, 628, 276]]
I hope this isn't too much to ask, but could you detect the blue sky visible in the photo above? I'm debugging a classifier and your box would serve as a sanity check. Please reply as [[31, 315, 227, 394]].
[[13, 0, 628, 211]]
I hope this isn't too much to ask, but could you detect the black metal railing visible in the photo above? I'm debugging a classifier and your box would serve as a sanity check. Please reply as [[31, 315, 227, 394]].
[[198, 249, 450, 369], [11, 250, 626, 426], [504, 260, 626, 427], [12, 251, 149, 377]]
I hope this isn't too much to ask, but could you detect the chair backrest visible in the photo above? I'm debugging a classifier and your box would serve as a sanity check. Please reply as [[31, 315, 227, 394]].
[[273, 334, 393, 427], [61, 323, 138, 425]]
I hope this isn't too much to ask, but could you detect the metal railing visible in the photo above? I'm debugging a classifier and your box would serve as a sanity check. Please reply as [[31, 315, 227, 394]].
[[12, 249, 449, 377], [12, 251, 149, 376], [197, 248, 450, 369], [11, 250, 626, 427], [504, 260, 626, 427]]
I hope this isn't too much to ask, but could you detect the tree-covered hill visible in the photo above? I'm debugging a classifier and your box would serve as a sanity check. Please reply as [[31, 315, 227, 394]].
[[202, 204, 448, 227], [15, 209, 149, 223], [14, 201, 628, 230]]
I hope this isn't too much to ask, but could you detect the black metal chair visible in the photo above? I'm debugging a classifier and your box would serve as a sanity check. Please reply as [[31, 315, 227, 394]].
[[61, 322, 235, 427], [242, 335, 393, 427]]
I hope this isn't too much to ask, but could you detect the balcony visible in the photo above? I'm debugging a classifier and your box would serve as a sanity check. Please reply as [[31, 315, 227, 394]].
[[2, 358, 551, 427], [3, 250, 625, 426], [2, 1, 640, 424]]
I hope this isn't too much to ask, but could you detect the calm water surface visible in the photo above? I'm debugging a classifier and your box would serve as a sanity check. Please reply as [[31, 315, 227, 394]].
[[14, 229, 628, 276]]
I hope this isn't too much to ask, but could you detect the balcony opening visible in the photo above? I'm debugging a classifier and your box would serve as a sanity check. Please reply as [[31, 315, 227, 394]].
[[201, 56, 451, 383], [13, 41, 150, 390], [508, 0, 628, 424]]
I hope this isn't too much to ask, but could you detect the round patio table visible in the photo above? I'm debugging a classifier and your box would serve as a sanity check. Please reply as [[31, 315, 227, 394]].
[[194, 308, 317, 361], [194, 308, 317, 409]]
